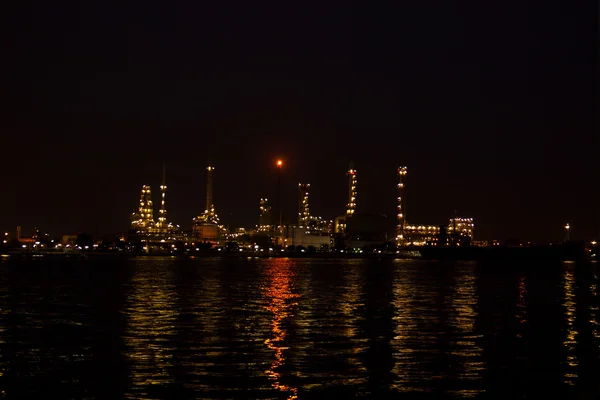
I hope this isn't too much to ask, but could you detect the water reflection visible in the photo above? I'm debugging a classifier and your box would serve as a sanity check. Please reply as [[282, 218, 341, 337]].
[[391, 262, 422, 392], [562, 266, 577, 384], [359, 262, 396, 397], [122, 259, 178, 398], [0, 257, 599, 399], [262, 258, 300, 399], [516, 275, 527, 336], [446, 266, 484, 397], [338, 265, 367, 377], [391, 262, 484, 397], [590, 271, 599, 341], [0, 265, 6, 384]]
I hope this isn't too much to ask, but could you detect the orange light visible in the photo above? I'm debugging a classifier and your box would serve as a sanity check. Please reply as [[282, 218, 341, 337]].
[[276, 160, 283, 167]]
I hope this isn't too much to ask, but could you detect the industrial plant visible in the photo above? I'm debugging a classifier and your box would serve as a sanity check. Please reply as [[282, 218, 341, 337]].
[[124, 161, 475, 254], [4, 160, 596, 261]]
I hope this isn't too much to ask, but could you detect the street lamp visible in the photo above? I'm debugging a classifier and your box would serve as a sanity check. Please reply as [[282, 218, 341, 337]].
[[564, 223, 570, 242]]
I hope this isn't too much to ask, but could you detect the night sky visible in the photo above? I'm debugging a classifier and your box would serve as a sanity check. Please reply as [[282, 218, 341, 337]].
[[2, 2, 596, 242]]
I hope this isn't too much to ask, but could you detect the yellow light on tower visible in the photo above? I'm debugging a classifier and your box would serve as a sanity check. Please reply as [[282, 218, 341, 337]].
[[276, 160, 283, 167]]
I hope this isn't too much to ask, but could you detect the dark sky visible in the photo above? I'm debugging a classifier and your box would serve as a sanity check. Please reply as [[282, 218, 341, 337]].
[[2, 2, 597, 242]]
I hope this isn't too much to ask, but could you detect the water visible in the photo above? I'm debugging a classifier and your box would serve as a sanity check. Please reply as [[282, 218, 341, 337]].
[[0, 256, 598, 399]]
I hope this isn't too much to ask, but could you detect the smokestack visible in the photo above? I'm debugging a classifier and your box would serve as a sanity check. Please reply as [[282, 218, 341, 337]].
[[206, 165, 214, 212]]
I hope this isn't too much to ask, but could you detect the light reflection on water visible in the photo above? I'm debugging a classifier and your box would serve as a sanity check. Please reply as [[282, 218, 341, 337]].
[[122, 259, 178, 398], [391, 262, 484, 397], [562, 266, 578, 385], [262, 258, 300, 399], [0, 257, 597, 399]]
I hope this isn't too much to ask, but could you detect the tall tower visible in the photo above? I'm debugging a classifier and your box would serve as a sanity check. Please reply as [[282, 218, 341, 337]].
[[259, 198, 272, 226], [132, 185, 155, 231], [298, 183, 310, 227], [206, 165, 214, 216], [346, 165, 357, 216], [157, 164, 168, 231], [396, 166, 407, 246]]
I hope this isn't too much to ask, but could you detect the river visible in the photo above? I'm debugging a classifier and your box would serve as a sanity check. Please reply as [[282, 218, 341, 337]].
[[0, 256, 598, 399]]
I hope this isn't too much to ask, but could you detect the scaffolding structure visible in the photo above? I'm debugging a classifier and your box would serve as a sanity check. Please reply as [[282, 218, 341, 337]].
[[131, 185, 155, 232], [346, 167, 357, 216], [157, 164, 168, 231], [396, 166, 407, 246], [298, 183, 310, 227], [258, 198, 273, 232]]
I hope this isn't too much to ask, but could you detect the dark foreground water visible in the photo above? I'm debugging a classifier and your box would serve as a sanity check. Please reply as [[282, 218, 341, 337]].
[[0, 256, 598, 399]]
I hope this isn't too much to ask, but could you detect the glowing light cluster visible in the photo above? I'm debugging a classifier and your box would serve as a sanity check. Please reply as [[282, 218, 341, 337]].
[[131, 185, 155, 231], [396, 166, 407, 246], [346, 168, 357, 216], [258, 198, 273, 232], [447, 218, 475, 240], [194, 165, 221, 227], [157, 165, 168, 230], [298, 183, 310, 227]]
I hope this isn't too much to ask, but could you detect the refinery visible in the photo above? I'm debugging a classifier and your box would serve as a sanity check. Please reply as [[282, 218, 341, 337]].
[[1, 159, 595, 261], [119, 161, 476, 255]]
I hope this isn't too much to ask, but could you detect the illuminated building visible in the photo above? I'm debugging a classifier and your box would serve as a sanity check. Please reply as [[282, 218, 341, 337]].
[[298, 183, 310, 227], [296, 183, 332, 235], [394, 166, 438, 246], [447, 217, 474, 244], [403, 224, 441, 246], [193, 165, 223, 242], [396, 166, 407, 246], [129, 164, 177, 239], [131, 185, 155, 232], [125, 168, 186, 253]]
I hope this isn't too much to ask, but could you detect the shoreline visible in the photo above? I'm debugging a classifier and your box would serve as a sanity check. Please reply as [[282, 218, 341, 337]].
[[1, 243, 592, 262]]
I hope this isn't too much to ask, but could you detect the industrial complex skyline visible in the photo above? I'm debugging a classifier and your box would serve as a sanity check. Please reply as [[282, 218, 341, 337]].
[[2, 3, 594, 242], [126, 161, 474, 238], [0, 156, 595, 244], [0, 156, 596, 243]]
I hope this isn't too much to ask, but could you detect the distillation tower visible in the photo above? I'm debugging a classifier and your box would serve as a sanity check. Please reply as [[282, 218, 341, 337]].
[[346, 166, 357, 216], [131, 185, 155, 232], [396, 166, 407, 246], [298, 183, 310, 227], [258, 198, 273, 232], [157, 164, 168, 231]]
